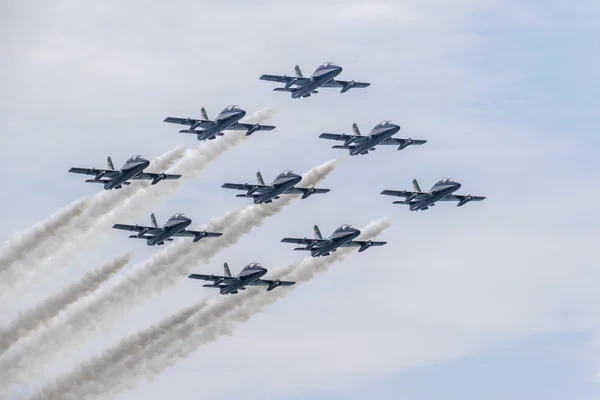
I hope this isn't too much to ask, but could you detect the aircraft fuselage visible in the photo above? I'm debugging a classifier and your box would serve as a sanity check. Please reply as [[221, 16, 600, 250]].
[[311, 229, 361, 257], [410, 183, 461, 211], [193, 109, 246, 140], [220, 268, 267, 294], [350, 125, 400, 156], [254, 175, 302, 204], [292, 67, 342, 98], [104, 160, 150, 190], [146, 218, 191, 246]]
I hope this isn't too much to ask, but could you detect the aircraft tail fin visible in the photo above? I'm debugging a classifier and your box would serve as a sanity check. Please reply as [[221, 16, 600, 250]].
[[313, 225, 323, 240], [201, 107, 208, 120], [150, 213, 158, 228], [294, 65, 303, 78], [107, 157, 115, 170], [256, 171, 265, 185], [224, 262, 232, 277], [352, 123, 361, 136], [412, 179, 422, 192]]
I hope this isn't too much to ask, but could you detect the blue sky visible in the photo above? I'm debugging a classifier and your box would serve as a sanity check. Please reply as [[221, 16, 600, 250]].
[[1, 0, 599, 399]]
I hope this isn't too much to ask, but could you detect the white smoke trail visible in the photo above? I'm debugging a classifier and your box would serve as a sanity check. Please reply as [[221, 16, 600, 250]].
[[30, 218, 392, 400], [2, 107, 275, 299], [0, 197, 91, 281], [27, 300, 209, 400], [0, 158, 336, 389], [0, 253, 133, 356], [0, 146, 186, 299]]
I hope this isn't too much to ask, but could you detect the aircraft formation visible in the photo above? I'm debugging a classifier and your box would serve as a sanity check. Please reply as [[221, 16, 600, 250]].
[[68, 61, 486, 294]]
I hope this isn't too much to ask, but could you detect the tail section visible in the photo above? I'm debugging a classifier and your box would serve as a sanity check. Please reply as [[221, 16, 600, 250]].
[[412, 179, 422, 192], [256, 171, 265, 186], [313, 225, 323, 240], [201, 107, 208, 120], [294, 65, 303, 78], [352, 123, 361, 136], [150, 213, 158, 228], [223, 262, 232, 277], [107, 157, 115, 171]]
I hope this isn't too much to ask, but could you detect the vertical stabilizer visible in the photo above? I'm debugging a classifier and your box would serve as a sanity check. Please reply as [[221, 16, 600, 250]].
[[201, 107, 209, 120], [352, 123, 361, 136], [150, 213, 158, 228], [256, 171, 265, 186], [107, 157, 115, 170], [412, 179, 422, 192], [294, 65, 303, 78], [313, 225, 323, 240], [224, 263, 232, 277]]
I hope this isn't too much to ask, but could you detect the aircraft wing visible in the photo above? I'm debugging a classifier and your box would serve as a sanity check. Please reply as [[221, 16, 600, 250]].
[[187, 273, 238, 284], [322, 79, 371, 89], [438, 194, 487, 202], [227, 122, 276, 132], [131, 172, 182, 181], [379, 138, 428, 146], [163, 117, 213, 126], [281, 237, 331, 245], [247, 278, 296, 290], [285, 187, 331, 196], [259, 74, 311, 86], [341, 240, 387, 251], [318, 133, 371, 143], [112, 224, 163, 235], [221, 183, 273, 193], [380, 190, 430, 200], [173, 230, 224, 238], [68, 168, 121, 178]]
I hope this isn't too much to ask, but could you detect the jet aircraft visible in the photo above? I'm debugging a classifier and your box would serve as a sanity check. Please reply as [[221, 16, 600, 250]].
[[221, 170, 330, 204], [381, 178, 486, 211], [188, 262, 295, 295], [112, 213, 223, 246], [260, 62, 370, 98], [319, 122, 427, 156], [281, 224, 387, 257], [69, 155, 181, 190], [163, 105, 276, 141]]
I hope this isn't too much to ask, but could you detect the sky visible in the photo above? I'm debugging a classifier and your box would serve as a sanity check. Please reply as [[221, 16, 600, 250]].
[[1, 0, 599, 399]]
